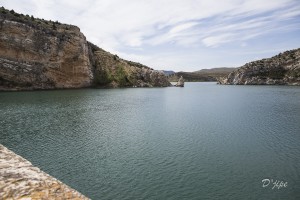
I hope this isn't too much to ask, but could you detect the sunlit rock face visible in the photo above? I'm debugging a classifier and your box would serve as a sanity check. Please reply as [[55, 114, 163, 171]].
[[0, 8, 171, 90], [175, 76, 184, 87], [218, 48, 300, 85], [0, 11, 93, 90]]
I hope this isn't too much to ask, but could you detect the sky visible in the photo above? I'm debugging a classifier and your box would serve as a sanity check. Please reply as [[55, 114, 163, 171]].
[[1, 0, 300, 72]]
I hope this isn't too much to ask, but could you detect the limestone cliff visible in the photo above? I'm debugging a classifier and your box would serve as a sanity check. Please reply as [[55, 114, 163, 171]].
[[218, 48, 300, 85], [0, 7, 170, 90]]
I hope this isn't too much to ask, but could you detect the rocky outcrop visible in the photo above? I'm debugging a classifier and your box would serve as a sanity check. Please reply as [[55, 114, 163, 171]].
[[0, 144, 89, 199], [218, 48, 300, 85], [0, 9, 93, 90], [0, 7, 170, 90], [89, 43, 171, 88], [175, 76, 184, 87]]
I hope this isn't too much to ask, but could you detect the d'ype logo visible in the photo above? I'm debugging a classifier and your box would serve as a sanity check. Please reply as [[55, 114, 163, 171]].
[[262, 179, 288, 190]]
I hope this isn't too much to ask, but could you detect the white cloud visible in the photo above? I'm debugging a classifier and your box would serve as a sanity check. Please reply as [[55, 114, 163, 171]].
[[202, 34, 236, 47], [169, 22, 199, 34]]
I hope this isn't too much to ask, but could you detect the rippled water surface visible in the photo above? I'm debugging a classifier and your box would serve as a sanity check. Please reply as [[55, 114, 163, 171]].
[[1, 83, 300, 199]]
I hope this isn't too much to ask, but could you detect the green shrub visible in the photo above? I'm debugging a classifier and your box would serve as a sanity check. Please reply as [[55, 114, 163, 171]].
[[115, 65, 128, 86]]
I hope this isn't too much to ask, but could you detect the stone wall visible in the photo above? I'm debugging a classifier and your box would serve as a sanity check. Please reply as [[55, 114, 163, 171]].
[[0, 144, 90, 199]]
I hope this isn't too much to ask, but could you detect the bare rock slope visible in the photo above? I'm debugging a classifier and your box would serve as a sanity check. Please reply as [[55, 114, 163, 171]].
[[0, 7, 170, 90], [218, 48, 300, 85]]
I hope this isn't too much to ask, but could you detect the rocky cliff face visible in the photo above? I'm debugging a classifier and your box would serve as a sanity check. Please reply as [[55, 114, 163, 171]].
[[218, 48, 300, 85], [0, 7, 170, 90], [89, 43, 171, 88]]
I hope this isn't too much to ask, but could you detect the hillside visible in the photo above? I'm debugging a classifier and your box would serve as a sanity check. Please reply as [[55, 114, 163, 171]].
[[218, 48, 300, 85], [168, 68, 235, 82], [0, 7, 170, 90]]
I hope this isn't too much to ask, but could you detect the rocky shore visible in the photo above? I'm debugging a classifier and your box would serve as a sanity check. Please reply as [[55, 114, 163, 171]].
[[218, 48, 300, 85], [0, 144, 89, 199], [0, 7, 170, 91]]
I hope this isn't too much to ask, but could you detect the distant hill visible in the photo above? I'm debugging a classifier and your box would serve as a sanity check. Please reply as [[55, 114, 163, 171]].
[[162, 70, 176, 76], [194, 67, 236, 74], [168, 67, 235, 82]]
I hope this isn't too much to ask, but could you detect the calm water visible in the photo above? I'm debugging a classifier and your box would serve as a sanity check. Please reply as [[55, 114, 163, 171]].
[[1, 83, 300, 200]]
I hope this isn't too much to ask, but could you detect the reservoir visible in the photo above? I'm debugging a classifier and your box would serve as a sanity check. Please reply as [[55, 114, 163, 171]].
[[1, 82, 299, 199]]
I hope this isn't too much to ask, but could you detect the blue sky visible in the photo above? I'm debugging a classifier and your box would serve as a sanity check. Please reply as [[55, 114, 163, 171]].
[[1, 0, 300, 71]]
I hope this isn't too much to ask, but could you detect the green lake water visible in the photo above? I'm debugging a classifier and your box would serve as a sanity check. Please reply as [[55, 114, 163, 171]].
[[1, 82, 300, 199]]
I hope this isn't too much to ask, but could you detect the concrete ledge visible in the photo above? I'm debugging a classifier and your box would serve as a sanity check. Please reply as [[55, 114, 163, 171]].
[[0, 144, 90, 199]]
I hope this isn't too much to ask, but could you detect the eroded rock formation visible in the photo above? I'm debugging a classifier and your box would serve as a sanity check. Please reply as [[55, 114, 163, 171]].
[[0, 7, 170, 90], [218, 48, 300, 85], [89, 43, 171, 88]]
